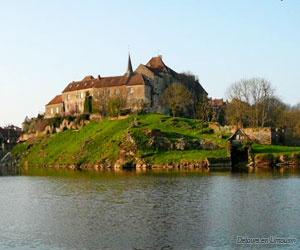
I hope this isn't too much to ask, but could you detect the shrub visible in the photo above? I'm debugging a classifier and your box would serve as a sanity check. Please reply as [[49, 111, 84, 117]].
[[65, 115, 75, 123], [49, 116, 63, 128], [201, 128, 214, 134], [120, 109, 131, 116], [108, 97, 124, 117], [78, 114, 90, 121]]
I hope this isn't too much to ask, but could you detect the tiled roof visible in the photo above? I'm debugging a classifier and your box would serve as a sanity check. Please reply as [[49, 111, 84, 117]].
[[146, 56, 169, 72], [46, 95, 63, 106], [62, 73, 147, 93], [209, 99, 225, 107]]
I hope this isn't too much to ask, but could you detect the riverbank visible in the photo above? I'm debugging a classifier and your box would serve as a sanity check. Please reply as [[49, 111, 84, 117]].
[[9, 114, 300, 170]]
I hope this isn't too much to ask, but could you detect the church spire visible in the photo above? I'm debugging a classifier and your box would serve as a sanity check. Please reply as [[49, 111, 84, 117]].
[[126, 53, 133, 77]]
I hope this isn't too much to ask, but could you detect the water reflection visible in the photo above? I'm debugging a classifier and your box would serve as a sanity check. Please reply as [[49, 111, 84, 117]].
[[0, 166, 299, 249]]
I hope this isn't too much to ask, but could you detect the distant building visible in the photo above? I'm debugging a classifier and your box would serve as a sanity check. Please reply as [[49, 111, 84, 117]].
[[0, 126, 22, 153], [45, 55, 207, 118], [208, 98, 227, 125]]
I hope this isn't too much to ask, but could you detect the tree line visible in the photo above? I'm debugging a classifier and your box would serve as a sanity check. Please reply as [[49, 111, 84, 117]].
[[161, 77, 300, 131]]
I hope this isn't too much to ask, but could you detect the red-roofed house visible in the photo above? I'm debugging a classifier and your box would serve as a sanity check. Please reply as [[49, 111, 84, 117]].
[[45, 95, 64, 118]]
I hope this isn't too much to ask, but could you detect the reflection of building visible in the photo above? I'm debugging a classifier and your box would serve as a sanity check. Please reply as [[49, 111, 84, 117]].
[[45, 55, 207, 118]]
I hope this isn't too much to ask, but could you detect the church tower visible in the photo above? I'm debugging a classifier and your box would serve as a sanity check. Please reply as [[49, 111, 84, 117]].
[[126, 53, 133, 77]]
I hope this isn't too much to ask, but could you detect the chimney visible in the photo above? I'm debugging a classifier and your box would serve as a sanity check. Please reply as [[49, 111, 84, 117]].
[[98, 75, 101, 80]]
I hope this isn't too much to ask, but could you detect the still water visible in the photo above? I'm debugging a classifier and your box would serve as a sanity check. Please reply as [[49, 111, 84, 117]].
[[0, 166, 299, 250]]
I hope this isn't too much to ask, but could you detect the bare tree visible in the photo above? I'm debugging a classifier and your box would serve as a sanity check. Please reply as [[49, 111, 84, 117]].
[[226, 78, 276, 127]]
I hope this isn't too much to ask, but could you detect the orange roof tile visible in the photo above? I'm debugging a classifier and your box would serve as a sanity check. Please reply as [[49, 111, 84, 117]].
[[46, 95, 63, 106], [62, 73, 147, 93]]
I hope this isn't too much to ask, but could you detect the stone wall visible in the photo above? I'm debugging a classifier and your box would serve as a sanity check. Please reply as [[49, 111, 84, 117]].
[[62, 88, 94, 115], [45, 103, 64, 118], [242, 127, 273, 145]]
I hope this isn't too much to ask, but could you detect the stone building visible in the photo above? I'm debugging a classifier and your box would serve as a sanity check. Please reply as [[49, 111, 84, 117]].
[[208, 98, 226, 125], [45, 55, 207, 118], [45, 95, 64, 118]]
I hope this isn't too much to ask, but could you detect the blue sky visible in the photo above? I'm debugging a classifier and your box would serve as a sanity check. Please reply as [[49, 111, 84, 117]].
[[0, 0, 299, 126]]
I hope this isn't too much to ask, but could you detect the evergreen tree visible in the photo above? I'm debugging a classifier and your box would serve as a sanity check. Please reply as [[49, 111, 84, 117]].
[[84, 91, 92, 114]]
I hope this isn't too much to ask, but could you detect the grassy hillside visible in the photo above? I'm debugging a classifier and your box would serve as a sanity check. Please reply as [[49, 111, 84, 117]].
[[12, 114, 228, 166], [12, 113, 300, 167]]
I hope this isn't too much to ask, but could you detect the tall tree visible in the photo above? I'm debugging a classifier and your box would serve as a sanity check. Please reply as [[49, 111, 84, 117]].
[[84, 91, 92, 114], [196, 94, 212, 127], [162, 82, 193, 116]]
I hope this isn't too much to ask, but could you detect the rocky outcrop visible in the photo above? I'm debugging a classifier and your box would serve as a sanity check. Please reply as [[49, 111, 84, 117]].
[[19, 118, 90, 142], [252, 153, 300, 168], [145, 129, 217, 151]]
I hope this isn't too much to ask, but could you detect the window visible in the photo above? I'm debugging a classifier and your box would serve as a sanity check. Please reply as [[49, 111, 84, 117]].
[[50, 108, 53, 114], [80, 92, 84, 99], [128, 87, 134, 94], [56, 107, 59, 113], [114, 89, 119, 95], [108, 89, 111, 96], [67, 94, 70, 100], [97, 91, 100, 96]]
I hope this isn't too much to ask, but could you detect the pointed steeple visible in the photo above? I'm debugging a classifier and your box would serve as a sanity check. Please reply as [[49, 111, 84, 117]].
[[126, 53, 133, 77]]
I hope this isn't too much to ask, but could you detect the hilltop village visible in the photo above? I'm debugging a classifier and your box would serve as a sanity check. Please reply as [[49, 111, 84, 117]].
[[3, 55, 300, 170], [45, 55, 208, 118]]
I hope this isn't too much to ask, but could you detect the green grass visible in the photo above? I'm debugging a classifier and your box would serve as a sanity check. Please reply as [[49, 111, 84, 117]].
[[12, 118, 134, 165], [12, 114, 229, 166], [143, 149, 227, 164], [14, 113, 300, 167], [251, 143, 300, 156]]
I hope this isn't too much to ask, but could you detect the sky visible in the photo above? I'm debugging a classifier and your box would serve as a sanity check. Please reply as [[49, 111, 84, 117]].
[[0, 0, 299, 127]]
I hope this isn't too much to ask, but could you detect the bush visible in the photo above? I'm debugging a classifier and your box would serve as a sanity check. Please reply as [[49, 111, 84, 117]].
[[37, 114, 44, 120], [120, 109, 131, 116], [78, 114, 90, 121], [108, 97, 124, 117], [201, 128, 214, 134], [65, 115, 75, 123], [49, 116, 63, 128]]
